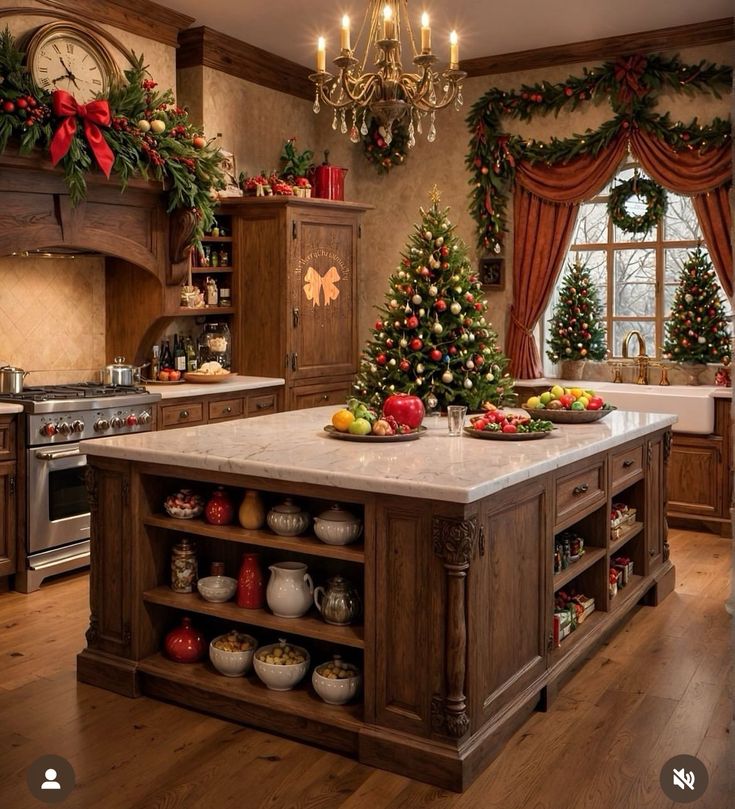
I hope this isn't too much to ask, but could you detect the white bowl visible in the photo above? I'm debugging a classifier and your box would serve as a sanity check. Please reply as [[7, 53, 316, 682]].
[[253, 642, 310, 691], [197, 576, 237, 603], [312, 663, 362, 705], [209, 633, 256, 677]]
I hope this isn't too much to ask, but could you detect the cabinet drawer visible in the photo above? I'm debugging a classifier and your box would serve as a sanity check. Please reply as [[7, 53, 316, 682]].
[[291, 382, 351, 410], [247, 392, 278, 417], [159, 402, 205, 429], [610, 443, 644, 491], [208, 397, 244, 422], [555, 461, 606, 528], [0, 417, 16, 460]]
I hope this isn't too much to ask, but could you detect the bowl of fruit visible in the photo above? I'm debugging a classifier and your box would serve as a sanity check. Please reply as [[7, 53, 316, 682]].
[[523, 385, 616, 423], [325, 396, 426, 442], [164, 488, 205, 519], [209, 630, 257, 677], [253, 639, 310, 691], [465, 408, 555, 440], [312, 656, 362, 705]]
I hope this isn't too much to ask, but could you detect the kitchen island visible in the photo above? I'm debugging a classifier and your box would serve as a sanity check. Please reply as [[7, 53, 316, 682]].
[[78, 407, 676, 790]]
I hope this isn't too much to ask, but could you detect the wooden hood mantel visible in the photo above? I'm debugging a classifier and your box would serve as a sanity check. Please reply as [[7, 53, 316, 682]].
[[0, 151, 194, 363]]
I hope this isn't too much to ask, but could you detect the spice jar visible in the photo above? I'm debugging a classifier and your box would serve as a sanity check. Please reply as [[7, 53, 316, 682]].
[[171, 537, 198, 593]]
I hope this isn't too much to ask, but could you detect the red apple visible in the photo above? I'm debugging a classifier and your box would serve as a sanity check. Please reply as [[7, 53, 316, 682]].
[[192, 135, 206, 149], [168, 370, 182, 381], [559, 393, 575, 409], [382, 393, 425, 429], [587, 396, 604, 410]]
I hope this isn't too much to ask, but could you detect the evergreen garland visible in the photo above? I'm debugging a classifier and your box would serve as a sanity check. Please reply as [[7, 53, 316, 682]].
[[466, 52, 732, 253], [353, 195, 515, 411], [662, 248, 732, 364], [0, 29, 224, 243], [546, 260, 607, 363]]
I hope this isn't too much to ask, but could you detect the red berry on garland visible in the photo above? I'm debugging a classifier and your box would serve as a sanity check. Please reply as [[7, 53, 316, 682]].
[[435, 299, 447, 312], [410, 338, 423, 351], [481, 166, 489, 175], [681, 132, 690, 141], [406, 315, 419, 329], [2, 101, 15, 112], [474, 157, 482, 168], [376, 353, 387, 365], [564, 86, 573, 97], [429, 349, 442, 361], [16, 98, 27, 109], [399, 359, 410, 372]]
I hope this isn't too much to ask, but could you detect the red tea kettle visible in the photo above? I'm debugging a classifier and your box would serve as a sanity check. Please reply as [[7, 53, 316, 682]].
[[311, 150, 347, 200]]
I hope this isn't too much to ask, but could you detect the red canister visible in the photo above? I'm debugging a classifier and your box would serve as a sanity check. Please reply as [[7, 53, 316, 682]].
[[204, 486, 234, 525], [311, 150, 348, 200], [236, 551, 265, 609], [164, 616, 206, 663]]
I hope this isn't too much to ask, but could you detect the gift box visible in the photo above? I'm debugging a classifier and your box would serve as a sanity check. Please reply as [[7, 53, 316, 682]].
[[572, 595, 595, 623], [553, 609, 573, 646], [609, 568, 619, 599]]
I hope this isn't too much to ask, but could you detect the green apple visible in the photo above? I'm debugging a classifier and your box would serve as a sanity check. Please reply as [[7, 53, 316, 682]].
[[550, 385, 564, 399], [348, 417, 372, 435], [571, 401, 585, 411], [539, 391, 553, 405]]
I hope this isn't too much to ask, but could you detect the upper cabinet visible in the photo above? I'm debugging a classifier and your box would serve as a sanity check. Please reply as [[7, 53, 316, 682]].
[[227, 197, 370, 410]]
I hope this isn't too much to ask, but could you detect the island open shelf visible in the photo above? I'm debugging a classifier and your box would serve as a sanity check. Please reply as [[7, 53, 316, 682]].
[[78, 407, 675, 791]]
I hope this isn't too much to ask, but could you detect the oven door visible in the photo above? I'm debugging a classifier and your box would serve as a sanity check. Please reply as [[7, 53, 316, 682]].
[[27, 444, 90, 554]]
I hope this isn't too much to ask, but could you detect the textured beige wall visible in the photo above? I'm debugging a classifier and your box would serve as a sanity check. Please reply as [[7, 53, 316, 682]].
[[0, 255, 106, 384]]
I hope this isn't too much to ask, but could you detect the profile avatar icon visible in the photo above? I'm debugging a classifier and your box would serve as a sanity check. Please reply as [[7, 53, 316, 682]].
[[41, 768, 61, 790]]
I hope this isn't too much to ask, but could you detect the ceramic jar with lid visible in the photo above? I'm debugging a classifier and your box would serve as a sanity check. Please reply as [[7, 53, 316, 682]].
[[266, 497, 310, 536], [205, 487, 234, 525], [313, 504, 362, 546], [313, 575, 361, 626], [170, 537, 198, 593]]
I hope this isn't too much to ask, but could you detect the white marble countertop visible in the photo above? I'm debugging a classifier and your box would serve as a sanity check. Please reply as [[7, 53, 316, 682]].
[[83, 405, 676, 504], [0, 403, 23, 414], [144, 375, 284, 400]]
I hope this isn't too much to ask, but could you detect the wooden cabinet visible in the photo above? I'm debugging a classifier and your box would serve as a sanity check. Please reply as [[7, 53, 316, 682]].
[[155, 387, 282, 431], [0, 416, 16, 578], [668, 397, 731, 533], [223, 197, 370, 410]]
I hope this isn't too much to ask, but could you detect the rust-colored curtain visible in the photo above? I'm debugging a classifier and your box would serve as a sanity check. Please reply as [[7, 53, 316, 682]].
[[507, 136, 627, 378], [631, 130, 732, 296]]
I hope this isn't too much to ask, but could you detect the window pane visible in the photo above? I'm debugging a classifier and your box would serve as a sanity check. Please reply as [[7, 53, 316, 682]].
[[665, 247, 696, 284], [572, 203, 607, 244], [664, 284, 678, 316], [664, 194, 702, 242], [614, 250, 655, 316], [613, 321, 655, 357]]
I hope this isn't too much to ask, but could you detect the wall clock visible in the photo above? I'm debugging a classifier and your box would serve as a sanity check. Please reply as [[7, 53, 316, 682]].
[[25, 22, 121, 102]]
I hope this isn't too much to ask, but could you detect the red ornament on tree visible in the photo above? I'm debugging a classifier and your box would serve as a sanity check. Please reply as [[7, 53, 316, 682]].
[[410, 338, 423, 351], [406, 315, 419, 329], [434, 299, 447, 312], [429, 348, 442, 361], [399, 359, 410, 372], [376, 353, 387, 365]]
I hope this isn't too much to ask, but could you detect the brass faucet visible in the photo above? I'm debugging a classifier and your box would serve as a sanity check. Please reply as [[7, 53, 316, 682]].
[[621, 330, 650, 385]]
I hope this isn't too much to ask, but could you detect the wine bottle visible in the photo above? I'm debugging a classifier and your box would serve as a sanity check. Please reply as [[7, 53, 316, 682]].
[[174, 334, 187, 372], [150, 344, 160, 380], [160, 340, 173, 369], [185, 337, 197, 372]]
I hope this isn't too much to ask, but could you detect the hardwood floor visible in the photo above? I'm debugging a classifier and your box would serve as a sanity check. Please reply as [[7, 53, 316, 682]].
[[0, 528, 731, 809]]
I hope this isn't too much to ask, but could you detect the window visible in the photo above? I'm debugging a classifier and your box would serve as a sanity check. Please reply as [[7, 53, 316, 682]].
[[541, 163, 731, 371]]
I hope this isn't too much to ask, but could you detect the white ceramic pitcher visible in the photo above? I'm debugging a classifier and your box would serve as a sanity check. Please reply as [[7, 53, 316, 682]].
[[266, 561, 314, 618]]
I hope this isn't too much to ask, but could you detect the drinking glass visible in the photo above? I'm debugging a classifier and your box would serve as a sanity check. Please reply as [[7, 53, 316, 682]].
[[447, 405, 467, 436]]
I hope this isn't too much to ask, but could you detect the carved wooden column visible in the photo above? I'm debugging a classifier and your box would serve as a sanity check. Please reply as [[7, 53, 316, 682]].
[[662, 429, 672, 561], [431, 514, 479, 738]]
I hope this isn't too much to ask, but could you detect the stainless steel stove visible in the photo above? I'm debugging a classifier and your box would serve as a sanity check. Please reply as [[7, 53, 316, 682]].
[[0, 383, 161, 592]]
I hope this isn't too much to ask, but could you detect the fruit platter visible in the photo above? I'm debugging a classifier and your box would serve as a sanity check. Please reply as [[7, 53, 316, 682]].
[[325, 395, 427, 442], [464, 408, 555, 440], [523, 385, 616, 423]]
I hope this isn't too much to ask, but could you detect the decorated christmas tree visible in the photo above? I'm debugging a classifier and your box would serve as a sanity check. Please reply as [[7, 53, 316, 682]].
[[663, 248, 732, 363], [546, 260, 607, 363], [353, 191, 515, 411]]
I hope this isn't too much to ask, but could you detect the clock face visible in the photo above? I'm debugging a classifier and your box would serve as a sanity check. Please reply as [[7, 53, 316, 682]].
[[27, 26, 115, 103]]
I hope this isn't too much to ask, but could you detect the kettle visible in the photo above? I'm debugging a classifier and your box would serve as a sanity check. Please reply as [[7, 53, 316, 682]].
[[311, 150, 348, 200], [0, 365, 29, 393]]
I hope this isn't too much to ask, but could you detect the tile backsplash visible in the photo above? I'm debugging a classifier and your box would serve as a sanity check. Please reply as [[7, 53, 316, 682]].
[[0, 255, 106, 385]]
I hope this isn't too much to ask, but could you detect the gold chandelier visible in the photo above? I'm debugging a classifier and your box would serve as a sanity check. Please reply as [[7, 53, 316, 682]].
[[310, 1, 466, 146]]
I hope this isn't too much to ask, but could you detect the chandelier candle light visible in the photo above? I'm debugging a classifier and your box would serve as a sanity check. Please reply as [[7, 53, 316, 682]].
[[311, 1, 466, 146]]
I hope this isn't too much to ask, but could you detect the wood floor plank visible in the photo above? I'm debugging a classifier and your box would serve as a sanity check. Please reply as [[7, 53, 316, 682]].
[[0, 528, 729, 808]]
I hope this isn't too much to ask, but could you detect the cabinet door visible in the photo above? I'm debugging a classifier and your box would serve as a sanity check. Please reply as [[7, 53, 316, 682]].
[[0, 460, 16, 577], [668, 435, 723, 519], [289, 212, 358, 381], [468, 482, 548, 726]]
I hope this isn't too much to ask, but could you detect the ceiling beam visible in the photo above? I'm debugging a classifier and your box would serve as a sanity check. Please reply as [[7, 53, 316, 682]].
[[461, 18, 735, 77], [177, 27, 313, 100]]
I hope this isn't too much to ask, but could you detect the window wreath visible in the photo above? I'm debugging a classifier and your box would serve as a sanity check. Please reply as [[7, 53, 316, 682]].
[[607, 174, 667, 235]]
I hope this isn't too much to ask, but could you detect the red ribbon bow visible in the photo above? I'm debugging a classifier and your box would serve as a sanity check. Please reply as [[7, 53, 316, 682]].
[[49, 90, 114, 178], [613, 55, 648, 102]]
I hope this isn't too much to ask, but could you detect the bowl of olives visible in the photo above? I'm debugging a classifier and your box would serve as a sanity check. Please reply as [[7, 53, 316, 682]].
[[312, 656, 362, 705], [253, 638, 310, 691], [209, 631, 257, 677]]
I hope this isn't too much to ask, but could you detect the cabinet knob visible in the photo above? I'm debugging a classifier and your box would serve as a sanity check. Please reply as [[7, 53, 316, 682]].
[[224, 407, 232, 414], [256, 400, 273, 409], [572, 483, 589, 496], [322, 394, 329, 401], [623, 459, 634, 468], [180, 410, 189, 419]]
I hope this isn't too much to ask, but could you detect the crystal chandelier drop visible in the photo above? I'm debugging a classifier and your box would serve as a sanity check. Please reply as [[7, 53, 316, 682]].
[[310, 1, 466, 147]]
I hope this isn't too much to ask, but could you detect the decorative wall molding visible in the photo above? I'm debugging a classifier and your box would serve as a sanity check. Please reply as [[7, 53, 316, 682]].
[[34, 0, 195, 48], [177, 27, 313, 100], [461, 18, 734, 77]]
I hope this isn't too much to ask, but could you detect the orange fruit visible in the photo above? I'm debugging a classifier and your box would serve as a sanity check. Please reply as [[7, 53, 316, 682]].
[[331, 409, 355, 432]]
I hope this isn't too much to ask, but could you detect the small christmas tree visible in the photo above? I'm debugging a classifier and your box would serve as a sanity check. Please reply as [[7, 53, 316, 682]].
[[353, 191, 514, 411], [546, 260, 607, 363], [663, 247, 732, 364]]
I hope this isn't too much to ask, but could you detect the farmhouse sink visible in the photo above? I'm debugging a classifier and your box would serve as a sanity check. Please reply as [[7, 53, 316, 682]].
[[556, 381, 716, 434]]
